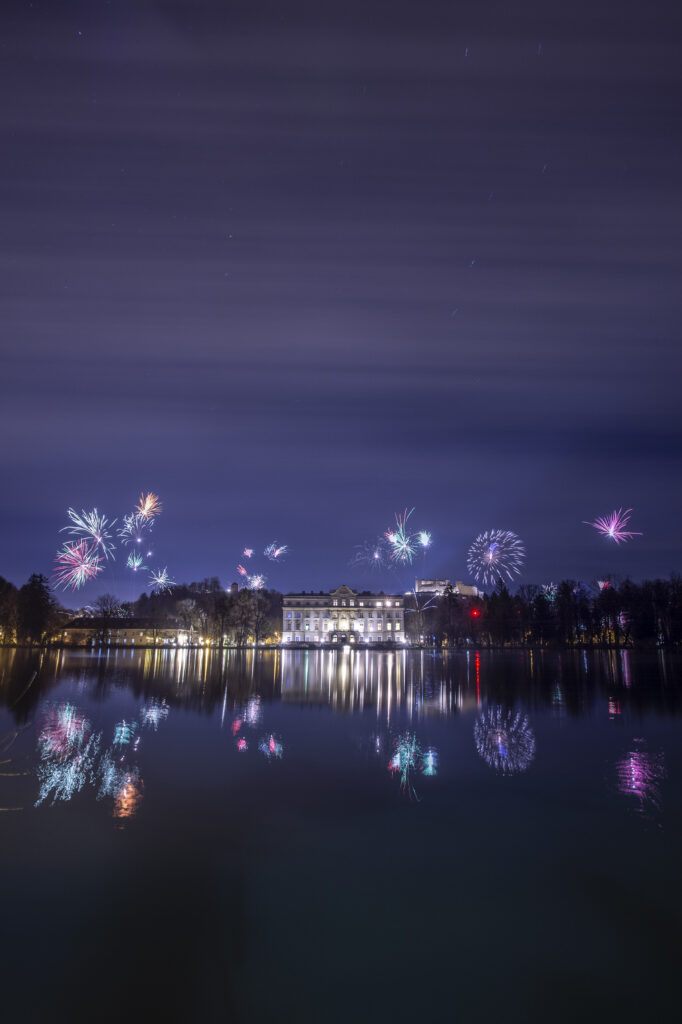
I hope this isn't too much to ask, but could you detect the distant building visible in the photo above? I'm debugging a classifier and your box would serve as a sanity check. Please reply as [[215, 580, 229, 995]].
[[59, 618, 188, 648], [282, 585, 405, 645], [414, 578, 484, 599]]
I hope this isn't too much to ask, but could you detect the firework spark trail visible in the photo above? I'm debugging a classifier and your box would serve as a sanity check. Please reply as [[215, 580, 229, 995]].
[[542, 583, 558, 602], [149, 568, 175, 593], [118, 512, 152, 547], [53, 540, 104, 590], [350, 538, 388, 570], [136, 492, 162, 520], [584, 508, 642, 544], [264, 542, 288, 561], [242, 548, 254, 558], [61, 507, 117, 559], [246, 573, 266, 591], [385, 509, 417, 564], [467, 529, 525, 586], [126, 551, 146, 572]]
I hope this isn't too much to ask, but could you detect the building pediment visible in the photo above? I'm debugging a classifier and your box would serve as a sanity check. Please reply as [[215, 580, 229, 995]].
[[329, 585, 357, 597]]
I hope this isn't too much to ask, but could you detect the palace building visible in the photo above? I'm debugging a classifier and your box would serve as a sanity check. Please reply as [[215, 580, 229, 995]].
[[282, 585, 406, 645]]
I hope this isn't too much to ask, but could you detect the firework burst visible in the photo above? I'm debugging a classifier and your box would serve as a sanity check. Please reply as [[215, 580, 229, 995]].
[[242, 548, 254, 558], [53, 540, 104, 590], [542, 582, 558, 603], [61, 507, 117, 559], [584, 508, 642, 544], [136, 492, 162, 520], [350, 538, 387, 570], [246, 573, 266, 591], [148, 567, 175, 593], [126, 551, 146, 572], [467, 529, 525, 586], [385, 509, 417, 564], [118, 512, 152, 547], [264, 542, 288, 561]]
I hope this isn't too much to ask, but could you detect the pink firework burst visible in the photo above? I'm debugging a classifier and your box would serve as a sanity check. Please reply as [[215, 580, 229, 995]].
[[584, 508, 642, 544], [53, 540, 104, 590]]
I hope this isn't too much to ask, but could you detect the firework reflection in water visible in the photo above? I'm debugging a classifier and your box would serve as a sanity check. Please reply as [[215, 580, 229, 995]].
[[474, 706, 535, 774], [615, 744, 665, 814], [259, 734, 283, 760], [141, 698, 169, 731], [36, 704, 101, 806]]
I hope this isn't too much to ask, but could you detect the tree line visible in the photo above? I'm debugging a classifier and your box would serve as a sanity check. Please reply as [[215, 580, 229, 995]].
[[1, 572, 682, 647]]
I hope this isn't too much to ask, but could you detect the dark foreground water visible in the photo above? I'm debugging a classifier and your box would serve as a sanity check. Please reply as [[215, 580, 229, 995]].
[[1, 647, 681, 1023]]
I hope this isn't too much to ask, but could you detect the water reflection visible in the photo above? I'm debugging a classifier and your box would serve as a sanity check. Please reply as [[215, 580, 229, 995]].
[[258, 734, 283, 760], [387, 733, 439, 799], [474, 707, 536, 775], [34, 700, 145, 823], [615, 743, 665, 815], [141, 698, 169, 731], [36, 704, 101, 806]]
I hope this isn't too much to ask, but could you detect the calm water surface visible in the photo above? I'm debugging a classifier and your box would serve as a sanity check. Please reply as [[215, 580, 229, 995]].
[[1, 647, 681, 1023]]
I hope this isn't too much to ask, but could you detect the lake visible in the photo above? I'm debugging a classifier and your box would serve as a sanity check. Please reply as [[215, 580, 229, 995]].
[[1, 647, 680, 1023]]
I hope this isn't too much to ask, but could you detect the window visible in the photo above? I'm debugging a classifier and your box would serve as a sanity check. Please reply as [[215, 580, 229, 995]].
[[295, 635, 301, 642], [377, 622, 382, 630], [333, 600, 338, 607], [359, 601, 364, 607], [341, 600, 346, 607], [287, 612, 292, 618], [387, 622, 392, 630], [394, 601, 400, 607], [376, 601, 381, 607], [395, 623, 401, 631], [350, 600, 354, 606]]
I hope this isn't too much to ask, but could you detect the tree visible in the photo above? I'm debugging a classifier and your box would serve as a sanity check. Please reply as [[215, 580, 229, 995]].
[[16, 574, 54, 645]]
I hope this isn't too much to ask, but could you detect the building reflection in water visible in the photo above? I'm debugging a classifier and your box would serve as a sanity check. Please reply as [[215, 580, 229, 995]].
[[280, 649, 470, 720], [474, 706, 536, 775], [615, 743, 665, 814]]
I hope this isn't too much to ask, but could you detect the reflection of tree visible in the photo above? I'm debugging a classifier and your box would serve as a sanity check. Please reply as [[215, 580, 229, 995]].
[[474, 706, 535, 774], [615, 746, 665, 814]]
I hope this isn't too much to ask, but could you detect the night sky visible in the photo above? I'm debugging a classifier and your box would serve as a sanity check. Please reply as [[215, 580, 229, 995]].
[[2, 0, 681, 600]]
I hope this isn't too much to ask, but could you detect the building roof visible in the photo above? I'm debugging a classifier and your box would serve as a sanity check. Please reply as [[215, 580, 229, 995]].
[[64, 617, 180, 630]]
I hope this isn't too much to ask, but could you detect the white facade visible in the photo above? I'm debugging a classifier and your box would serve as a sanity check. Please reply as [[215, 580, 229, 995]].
[[415, 578, 484, 598], [282, 585, 405, 645]]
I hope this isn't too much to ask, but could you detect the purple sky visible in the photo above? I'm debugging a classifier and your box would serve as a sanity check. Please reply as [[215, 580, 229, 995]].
[[1, 0, 681, 599]]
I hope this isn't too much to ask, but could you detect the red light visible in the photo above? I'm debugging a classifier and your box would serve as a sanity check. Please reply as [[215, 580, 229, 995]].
[[471, 609, 480, 618]]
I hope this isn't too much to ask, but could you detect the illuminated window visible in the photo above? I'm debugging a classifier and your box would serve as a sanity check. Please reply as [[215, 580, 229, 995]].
[[377, 622, 382, 630], [333, 600, 338, 607], [386, 622, 392, 630], [395, 623, 400, 631], [350, 600, 354, 606], [394, 601, 400, 607], [359, 601, 364, 607]]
